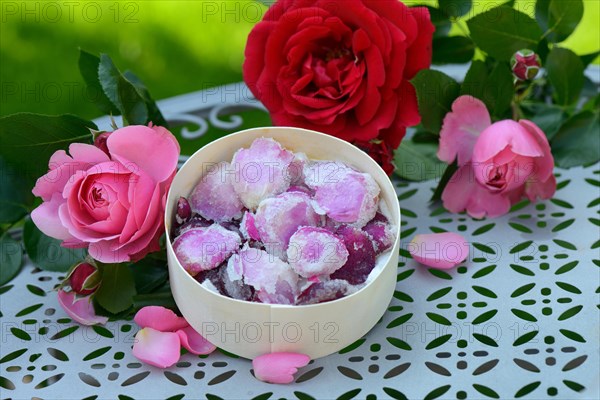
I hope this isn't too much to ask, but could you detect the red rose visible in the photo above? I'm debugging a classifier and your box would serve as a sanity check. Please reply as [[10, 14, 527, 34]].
[[355, 140, 395, 175], [244, 0, 434, 151]]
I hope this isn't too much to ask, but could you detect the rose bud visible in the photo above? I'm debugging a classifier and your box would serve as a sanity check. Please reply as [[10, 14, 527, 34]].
[[70, 262, 99, 295], [511, 49, 541, 81], [93, 131, 112, 156], [176, 197, 192, 225]]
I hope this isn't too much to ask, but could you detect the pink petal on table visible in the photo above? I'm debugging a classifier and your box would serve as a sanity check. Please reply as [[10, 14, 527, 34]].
[[177, 326, 217, 355], [57, 290, 108, 326], [132, 327, 181, 368], [252, 353, 311, 384], [133, 306, 189, 332], [408, 232, 469, 269], [438, 95, 491, 166]]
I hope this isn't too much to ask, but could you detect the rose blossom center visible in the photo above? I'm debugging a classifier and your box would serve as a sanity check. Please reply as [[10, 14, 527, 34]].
[[91, 186, 106, 207], [486, 164, 508, 191]]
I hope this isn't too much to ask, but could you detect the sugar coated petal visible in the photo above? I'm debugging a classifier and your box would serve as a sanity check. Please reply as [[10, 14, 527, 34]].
[[296, 279, 354, 305], [231, 245, 298, 304], [287, 227, 349, 278], [409, 232, 469, 269], [252, 352, 310, 384], [330, 225, 377, 285], [240, 211, 261, 241], [364, 219, 395, 254], [173, 224, 241, 275], [189, 161, 244, 221], [306, 163, 380, 227], [231, 138, 295, 209], [255, 192, 320, 258]]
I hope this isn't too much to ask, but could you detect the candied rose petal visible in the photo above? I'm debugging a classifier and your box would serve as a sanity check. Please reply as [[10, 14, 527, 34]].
[[305, 162, 380, 227], [172, 215, 212, 238], [287, 227, 349, 278], [231, 138, 295, 209], [255, 192, 320, 259], [240, 211, 261, 241], [189, 161, 244, 221], [132, 327, 181, 368], [288, 152, 308, 186], [296, 279, 354, 305], [222, 260, 255, 301], [134, 306, 189, 332], [364, 220, 395, 254], [330, 225, 377, 285], [252, 352, 311, 384], [408, 232, 469, 269], [231, 245, 298, 305], [173, 225, 241, 275], [177, 326, 217, 355], [57, 290, 108, 326]]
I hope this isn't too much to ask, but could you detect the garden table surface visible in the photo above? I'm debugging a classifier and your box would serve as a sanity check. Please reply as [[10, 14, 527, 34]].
[[1, 65, 599, 400]]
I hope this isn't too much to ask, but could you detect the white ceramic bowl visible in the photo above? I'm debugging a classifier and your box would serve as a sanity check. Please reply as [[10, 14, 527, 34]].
[[165, 127, 400, 359]]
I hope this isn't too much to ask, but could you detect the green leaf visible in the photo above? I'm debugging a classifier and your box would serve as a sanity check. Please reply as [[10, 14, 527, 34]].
[[129, 258, 169, 294], [94, 263, 137, 314], [431, 162, 458, 202], [460, 61, 513, 118], [386, 337, 412, 351], [580, 51, 600, 68], [393, 140, 446, 181], [432, 36, 475, 64], [519, 102, 567, 140], [123, 71, 168, 127], [551, 111, 600, 168], [438, 0, 472, 17], [467, 7, 543, 61], [0, 113, 96, 184], [0, 157, 32, 224], [424, 385, 451, 400], [472, 264, 496, 279], [410, 70, 460, 134], [98, 54, 148, 126], [546, 47, 584, 106], [472, 285, 497, 298], [535, 0, 584, 43], [23, 218, 86, 273], [563, 380, 585, 392], [557, 305, 583, 321], [555, 260, 579, 275], [511, 283, 536, 298], [427, 6, 452, 39], [78, 49, 120, 115], [0, 235, 23, 286]]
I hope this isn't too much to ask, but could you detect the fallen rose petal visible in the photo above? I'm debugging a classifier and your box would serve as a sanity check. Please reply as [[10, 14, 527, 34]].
[[134, 306, 189, 332], [408, 232, 469, 269], [252, 352, 311, 384], [132, 327, 181, 368], [57, 290, 108, 326], [177, 326, 217, 355]]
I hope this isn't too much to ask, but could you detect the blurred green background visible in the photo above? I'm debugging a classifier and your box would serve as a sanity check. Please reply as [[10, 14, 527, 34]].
[[1, 0, 598, 120]]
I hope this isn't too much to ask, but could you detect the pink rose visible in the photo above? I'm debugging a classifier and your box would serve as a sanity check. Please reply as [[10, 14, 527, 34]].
[[31, 124, 180, 263], [438, 96, 556, 218]]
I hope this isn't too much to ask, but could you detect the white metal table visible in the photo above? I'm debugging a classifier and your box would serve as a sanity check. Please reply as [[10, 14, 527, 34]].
[[1, 66, 599, 400]]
